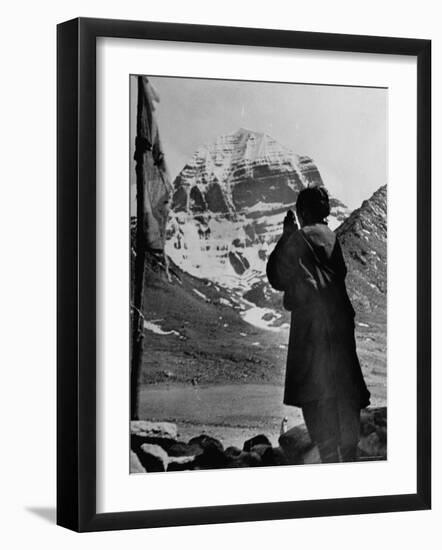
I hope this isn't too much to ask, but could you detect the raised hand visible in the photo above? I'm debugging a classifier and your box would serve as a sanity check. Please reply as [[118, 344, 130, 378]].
[[283, 209, 298, 235]]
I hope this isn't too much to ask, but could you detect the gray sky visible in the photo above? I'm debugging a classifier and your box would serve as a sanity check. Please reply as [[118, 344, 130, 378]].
[[130, 75, 387, 210]]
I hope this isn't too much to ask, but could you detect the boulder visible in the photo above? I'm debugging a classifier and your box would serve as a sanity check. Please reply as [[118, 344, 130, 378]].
[[278, 424, 314, 465], [250, 445, 289, 467], [359, 407, 387, 459], [373, 409, 387, 428], [168, 441, 203, 457], [360, 407, 387, 432], [188, 434, 224, 453], [243, 434, 272, 452], [376, 425, 387, 445], [137, 443, 169, 472], [250, 444, 272, 461], [130, 450, 146, 473], [225, 446, 242, 459], [272, 446, 290, 466], [277, 407, 388, 465], [131, 420, 178, 439], [227, 451, 262, 468], [167, 455, 196, 471], [193, 445, 228, 469], [358, 432, 386, 459], [303, 445, 321, 464], [130, 421, 178, 452]]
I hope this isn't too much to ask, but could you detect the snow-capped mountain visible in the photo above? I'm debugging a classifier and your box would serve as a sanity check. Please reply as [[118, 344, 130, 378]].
[[166, 128, 349, 294]]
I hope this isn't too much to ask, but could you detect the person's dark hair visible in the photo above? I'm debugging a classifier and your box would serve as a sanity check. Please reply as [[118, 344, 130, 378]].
[[296, 186, 330, 224]]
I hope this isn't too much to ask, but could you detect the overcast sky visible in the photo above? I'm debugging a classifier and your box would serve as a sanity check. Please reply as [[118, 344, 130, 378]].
[[130, 75, 387, 210]]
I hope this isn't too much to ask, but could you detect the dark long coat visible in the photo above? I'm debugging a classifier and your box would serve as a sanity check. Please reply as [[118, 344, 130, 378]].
[[267, 223, 370, 409]]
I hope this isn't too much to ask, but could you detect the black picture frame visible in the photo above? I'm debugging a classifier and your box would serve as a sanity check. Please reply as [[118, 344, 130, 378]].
[[57, 17, 431, 532]]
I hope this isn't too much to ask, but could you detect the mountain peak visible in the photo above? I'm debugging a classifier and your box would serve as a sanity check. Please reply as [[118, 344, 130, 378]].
[[171, 130, 324, 217], [233, 127, 265, 138], [166, 131, 350, 292], [234, 127, 257, 135], [337, 185, 386, 238]]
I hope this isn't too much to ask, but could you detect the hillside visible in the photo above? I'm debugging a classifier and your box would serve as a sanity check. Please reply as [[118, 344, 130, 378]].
[[138, 253, 289, 386], [137, 249, 386, 407], [337, 185, 387, 315]]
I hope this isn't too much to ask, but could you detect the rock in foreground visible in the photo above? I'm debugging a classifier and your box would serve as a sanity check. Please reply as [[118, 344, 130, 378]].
[[131, 421, 178, 452], [130, 407, 387, 473], [279, 406, 387, 464], [131, 420, 178, 440], [130, 450, 146, 473], [138, 443, 169, 472]]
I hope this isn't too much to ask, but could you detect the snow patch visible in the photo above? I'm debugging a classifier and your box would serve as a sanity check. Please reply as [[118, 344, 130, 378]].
[[192, 288, 209, 301], [241, 306, 283, 332], [144, 320, 180, 336], [245, 201, 286, 214]]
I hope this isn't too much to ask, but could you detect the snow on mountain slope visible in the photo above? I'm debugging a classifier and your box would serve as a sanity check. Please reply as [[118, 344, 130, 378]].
[[166, 128, 349, 297]]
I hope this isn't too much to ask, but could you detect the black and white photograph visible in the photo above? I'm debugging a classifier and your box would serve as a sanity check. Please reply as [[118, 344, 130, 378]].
[[0, 0, 436, 543], [129, 74, 388, 473]]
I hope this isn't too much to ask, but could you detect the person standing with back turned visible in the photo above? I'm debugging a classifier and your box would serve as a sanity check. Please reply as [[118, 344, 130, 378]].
[[267, 187, 370, 463]]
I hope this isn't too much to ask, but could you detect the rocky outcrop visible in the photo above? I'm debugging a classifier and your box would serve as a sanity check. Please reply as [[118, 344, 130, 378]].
[[359, 407, 387, 458], [131, 421, 178, 453], [279, 407, 387, 463], [243, 434, 272, 452], [278, 424, 315, 465], [130, 450, 146, 474], [336, 185, 387, 314], [130, 408, 387, 473], [131, 420, 178, 440], [167, 455, 196, 471], [138, 443, 169, 472]]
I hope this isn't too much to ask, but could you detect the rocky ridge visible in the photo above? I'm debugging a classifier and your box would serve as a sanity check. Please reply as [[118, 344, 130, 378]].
[[336, 185, 387, 313]]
